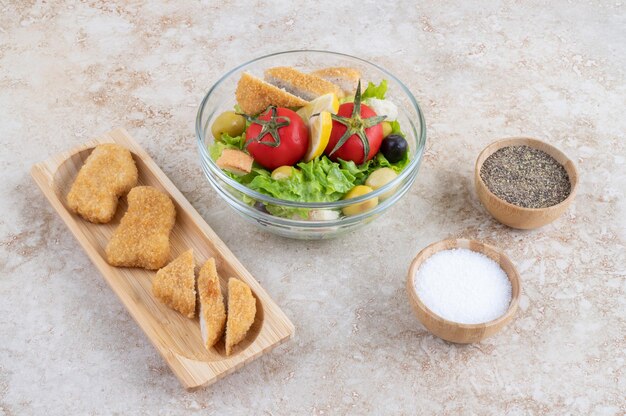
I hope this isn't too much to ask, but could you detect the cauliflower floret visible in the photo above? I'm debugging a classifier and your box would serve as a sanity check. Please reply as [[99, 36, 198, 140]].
[[308, 209, 340, 221], [365, 98, 398, 121]]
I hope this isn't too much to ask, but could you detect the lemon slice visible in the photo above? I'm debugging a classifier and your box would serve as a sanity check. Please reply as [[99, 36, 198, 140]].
[[304, 111, 332, 162], [296, 93, 339, 125]]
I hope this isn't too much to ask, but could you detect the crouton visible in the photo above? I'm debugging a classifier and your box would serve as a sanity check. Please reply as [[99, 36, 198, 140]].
[[216, 148, 254, 175]]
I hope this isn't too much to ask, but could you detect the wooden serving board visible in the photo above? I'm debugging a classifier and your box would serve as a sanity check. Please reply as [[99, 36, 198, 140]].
[[31, 128, 294, 389]]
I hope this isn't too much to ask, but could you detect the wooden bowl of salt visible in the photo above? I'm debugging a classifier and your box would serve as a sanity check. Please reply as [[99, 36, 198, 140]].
[[406, 239, 521, 344]]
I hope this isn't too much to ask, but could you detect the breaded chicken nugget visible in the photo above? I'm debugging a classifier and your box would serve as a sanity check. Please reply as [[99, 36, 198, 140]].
[[152, 249, 196, 318], [67, 143, 138, 223], [105, 186, 175, 270], [225, 278, 256, 356], [197, 258, 226, 349]]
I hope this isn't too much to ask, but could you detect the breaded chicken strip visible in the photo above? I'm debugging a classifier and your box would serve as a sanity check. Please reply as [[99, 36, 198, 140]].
[[264, 67, 344, 100], [67, 143, 138, 223], [235, 72, 307, 115], [105, 186, 175, 270], [197, 258, 226, 349], [310, 67, 361, 96], [153, 249, 196, 318], [225, 278, 256, 356]]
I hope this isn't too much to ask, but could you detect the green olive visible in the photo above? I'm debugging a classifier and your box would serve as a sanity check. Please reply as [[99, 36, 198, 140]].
[[381, 121, 393, 138], [365, 168, 398, 200], [211, 111, 246, 140], [271, 166, 296, 180], [342, 185, 378, 216]]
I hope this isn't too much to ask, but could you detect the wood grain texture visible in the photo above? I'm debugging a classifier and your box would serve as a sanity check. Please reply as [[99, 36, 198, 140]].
[[406, 239, 521, 344], [30, 128, 294, 389], [474, 137, 579, 229]]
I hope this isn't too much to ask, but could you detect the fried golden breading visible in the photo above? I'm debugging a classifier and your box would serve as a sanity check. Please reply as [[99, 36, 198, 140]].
[[264, 66, 344, 100], [235, 72, 307, 115], [67, 143, 138, 223], [105, 186, 176, 270], [152, 249, 196, 318], [310, 67, 361, 96], [225, 278, 256, 356], [197, 258, 226, 349]]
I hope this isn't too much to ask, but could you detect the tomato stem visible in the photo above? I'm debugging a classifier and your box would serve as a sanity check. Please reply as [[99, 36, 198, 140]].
[[328, 80, 386, 161], [243, 106, 291, 148]]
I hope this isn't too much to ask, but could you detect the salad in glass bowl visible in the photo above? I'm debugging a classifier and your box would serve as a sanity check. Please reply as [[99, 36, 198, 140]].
[[196, 51, 426, 239]]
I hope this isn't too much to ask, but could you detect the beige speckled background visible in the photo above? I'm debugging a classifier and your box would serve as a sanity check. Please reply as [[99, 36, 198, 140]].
[[1, 1, 625, 415]]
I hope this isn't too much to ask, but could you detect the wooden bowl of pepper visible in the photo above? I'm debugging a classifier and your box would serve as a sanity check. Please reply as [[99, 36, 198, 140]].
[[475, 137, 579, 229]]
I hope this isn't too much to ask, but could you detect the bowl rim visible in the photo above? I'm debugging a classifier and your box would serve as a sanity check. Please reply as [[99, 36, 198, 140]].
[[474, 136, 579, 213], [195, 49, 427, 209], [406, 238, 521, 330]]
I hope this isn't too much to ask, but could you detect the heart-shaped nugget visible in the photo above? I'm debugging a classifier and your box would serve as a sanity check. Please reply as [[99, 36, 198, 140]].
[[67, 143, 138, 223], [105, 186, 175, 270]]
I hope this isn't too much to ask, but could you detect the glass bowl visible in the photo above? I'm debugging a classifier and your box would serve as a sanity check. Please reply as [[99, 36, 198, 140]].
[[196, 50, 426, 239]]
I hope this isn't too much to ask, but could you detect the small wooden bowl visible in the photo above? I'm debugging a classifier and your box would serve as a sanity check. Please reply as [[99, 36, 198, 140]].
[[406, 239, 521, 344], [475, 137, 579, 229]]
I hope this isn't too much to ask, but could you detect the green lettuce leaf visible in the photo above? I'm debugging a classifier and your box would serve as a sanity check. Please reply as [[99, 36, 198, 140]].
[[209, 141, 229, 161], [232, 152, 410, 211], [244, 156, 358, 203], [221, 133, 245, 149], [215, 152, 410, 208], [389, 120, 404, 136], [362, 80, 388, 100], [208, 132, 245, 160], [372, 150, 410, 173]]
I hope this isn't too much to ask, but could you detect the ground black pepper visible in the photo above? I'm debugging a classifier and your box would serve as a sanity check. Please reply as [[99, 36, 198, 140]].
[[480, 145, 571, 208]]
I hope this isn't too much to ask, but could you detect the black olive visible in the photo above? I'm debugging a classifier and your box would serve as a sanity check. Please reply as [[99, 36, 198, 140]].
[[380, 134, 408, 163], [253, 201, 270, 214]]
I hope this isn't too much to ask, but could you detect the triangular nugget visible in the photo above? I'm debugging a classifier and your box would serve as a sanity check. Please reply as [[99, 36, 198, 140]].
[[152, 249, 196, 318], [197, 258, 226, 350], [225, 278, 256, 355]]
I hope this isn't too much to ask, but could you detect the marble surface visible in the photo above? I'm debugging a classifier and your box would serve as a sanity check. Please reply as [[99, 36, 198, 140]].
[[1, 1, 625, 414]]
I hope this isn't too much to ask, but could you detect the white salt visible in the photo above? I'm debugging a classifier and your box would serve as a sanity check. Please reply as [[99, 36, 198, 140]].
[[413, 248, 512, 324]]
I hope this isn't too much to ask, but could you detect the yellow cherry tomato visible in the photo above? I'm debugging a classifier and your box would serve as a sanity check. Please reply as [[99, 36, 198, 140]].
[[381, 121, 393, 138], [271, 165, 296, 180], [342, 185, 379, 216], [365, 168, 398, 200]]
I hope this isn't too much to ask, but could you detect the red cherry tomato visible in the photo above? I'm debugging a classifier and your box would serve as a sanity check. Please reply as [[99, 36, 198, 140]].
[[245, 107, 308, 170], [325, 103, 383, 164]]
